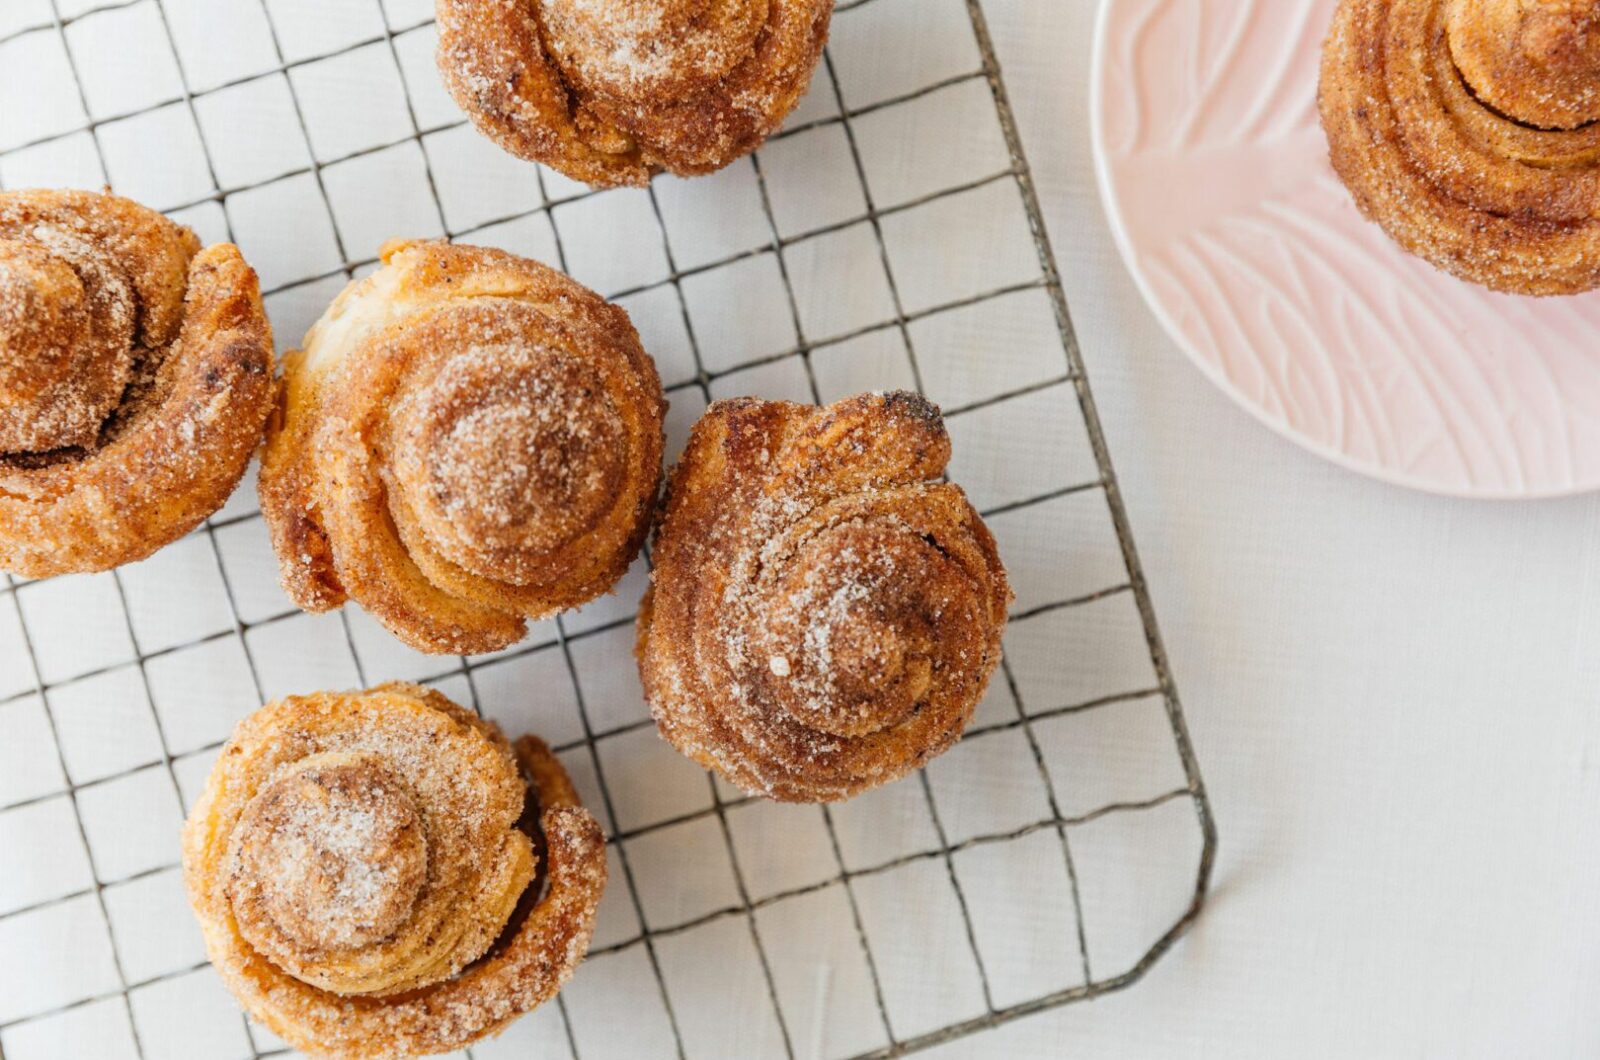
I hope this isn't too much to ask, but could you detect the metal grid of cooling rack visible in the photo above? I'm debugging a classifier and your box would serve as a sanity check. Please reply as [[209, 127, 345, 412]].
[[0, 0, 1216, 1057]]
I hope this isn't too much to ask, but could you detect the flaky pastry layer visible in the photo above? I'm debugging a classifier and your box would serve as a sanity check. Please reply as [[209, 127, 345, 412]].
[[0, 189, 273, 575], [182, 682, 606, 1060], [259, 240, 665, 654], [638, 392, 1012, 803], [436, 0, 833, 187], [1321, 0, 1600, 295]]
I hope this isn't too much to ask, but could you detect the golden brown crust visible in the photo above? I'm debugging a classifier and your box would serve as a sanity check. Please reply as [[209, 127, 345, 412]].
[[258, 240, 666, 655], [0, 189, 273, 576], [182, 682, 607, 1060], [1320, 0, 1600, 295], [637, 392, 1011, 803], [435, 0, 833, 187]]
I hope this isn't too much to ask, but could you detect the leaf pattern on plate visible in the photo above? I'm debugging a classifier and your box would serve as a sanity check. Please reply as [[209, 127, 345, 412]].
[[1097, 0, 1600, 496]]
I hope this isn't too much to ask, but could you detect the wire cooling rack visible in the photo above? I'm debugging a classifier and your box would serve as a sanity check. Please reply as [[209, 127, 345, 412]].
[[0, 0, 1216, 1057]]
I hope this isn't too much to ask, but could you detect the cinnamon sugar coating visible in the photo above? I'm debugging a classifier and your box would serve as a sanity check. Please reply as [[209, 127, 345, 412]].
[[637, 393, 1012, 803], [1449, 0, 1600, 130], [1320, 0, 1600, 295], [0, 189, 273, 576], [435, 0, 833, 187], [182, 683, 607, 1060], [258, 240, 665, 655]]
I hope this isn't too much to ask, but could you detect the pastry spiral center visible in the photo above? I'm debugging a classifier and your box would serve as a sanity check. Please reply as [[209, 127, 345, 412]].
[[0, 238, 124, 454], [0, 237, 84, 345], [231, 755, 428, 959], [760, 523, 957, 739], [396, 345, 628, 563], [542, 0, 768, 101], [1448, 0, 1600, 128], [0, 240, 85, 387]]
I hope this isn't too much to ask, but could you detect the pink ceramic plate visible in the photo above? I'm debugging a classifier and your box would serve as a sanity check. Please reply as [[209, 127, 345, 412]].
[[1092, 0, 1600, 498]]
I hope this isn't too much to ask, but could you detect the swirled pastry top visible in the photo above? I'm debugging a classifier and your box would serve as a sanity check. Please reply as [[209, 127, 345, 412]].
[[0, 189, 273, 575], [182, 683, 606, 1060], [436, 0, 833, 186], [259, 240, 665, 655], [638, 392, 1011, 803], [1320, 0, 1600, 295]]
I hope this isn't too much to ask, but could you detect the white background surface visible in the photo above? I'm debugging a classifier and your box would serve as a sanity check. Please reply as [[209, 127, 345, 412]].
[[965, 3, 1600, 1057]]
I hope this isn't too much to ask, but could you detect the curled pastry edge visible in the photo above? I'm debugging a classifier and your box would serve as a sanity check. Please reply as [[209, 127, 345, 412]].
[[0, 243, 273, 577]]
